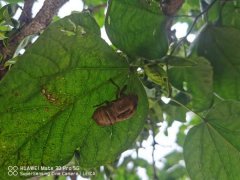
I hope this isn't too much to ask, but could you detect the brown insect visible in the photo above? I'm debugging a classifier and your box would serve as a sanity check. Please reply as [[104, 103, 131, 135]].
[[160, 0, 185, 16], [92, 81, 138, 126]]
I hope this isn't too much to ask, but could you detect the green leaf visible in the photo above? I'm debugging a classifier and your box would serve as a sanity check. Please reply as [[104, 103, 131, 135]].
[[221, 1, 240, 29], [144, 64, 167, 87], [170, 91, 191, 106], [0, 25, 11, 31], [148, 99, 163, 122], [93, 8, 105, 27], [84, 0, 107, 27], [157, 150, 188, 179], [105, 0, 169, 59], [203, 0, 220, 23], [0, 31, 7, 40], [181, 0, 200, 11], [164, 151, 184, 167], [196, 25, 240, 100], [162, 103, 186, 123], [3, 0, 23, 3], [85, 0, 107, 5], [176, 125, 187, 146], [0, 12, 148, 178], [168, 56, 213, 112], [184, 100, 240, 180], [0, 3, 19, 24], [110, 164, 141, 180], [177, 0, 200, 22]]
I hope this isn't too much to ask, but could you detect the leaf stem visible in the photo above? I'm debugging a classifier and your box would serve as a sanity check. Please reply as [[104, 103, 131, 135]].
[[19, 0, 36, 26], [169, 98, 204, 121]]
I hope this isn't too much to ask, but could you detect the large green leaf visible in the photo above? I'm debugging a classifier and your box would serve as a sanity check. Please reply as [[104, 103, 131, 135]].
[[221, 0, 240, 29], [184, 101, 240, 180], [168, 56, 213, 112], [0, 12, 148, 178], [105, 0, 168, 59], [85, 0, 107, 5], [196, 25, 240, 100], [200, 0, 221, 23], [162, 103, 187, 123]]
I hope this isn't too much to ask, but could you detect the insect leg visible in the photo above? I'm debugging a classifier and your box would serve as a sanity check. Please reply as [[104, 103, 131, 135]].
[[105, 109, 115, 125], [109, 78, 120, 90], [106, 111, 114, 138], [119, 85, 127, 96], [109, 78, 127, 98]]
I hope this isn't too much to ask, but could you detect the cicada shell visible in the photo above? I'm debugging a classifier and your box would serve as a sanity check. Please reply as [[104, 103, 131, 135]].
[[92, 94, 138, 126], [161, 0, 184, 16]]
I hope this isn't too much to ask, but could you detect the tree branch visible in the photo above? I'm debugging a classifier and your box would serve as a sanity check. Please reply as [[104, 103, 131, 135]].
[[19, 0, 35, 25], [0, 0, 69, 79], [10, 0, 69, 53]]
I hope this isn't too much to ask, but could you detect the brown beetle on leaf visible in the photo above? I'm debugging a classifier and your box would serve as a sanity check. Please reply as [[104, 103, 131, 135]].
[[92, 80, 138, 126]]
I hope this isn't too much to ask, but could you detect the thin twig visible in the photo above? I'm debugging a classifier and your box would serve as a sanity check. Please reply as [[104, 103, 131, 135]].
[[170, 98, 204, 120], [169, 0, 218, 56], [149, 119, 159, 180], [164, 0, 218, 101]]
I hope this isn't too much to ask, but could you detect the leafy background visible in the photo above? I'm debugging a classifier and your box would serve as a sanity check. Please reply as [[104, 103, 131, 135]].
[[0, 0, 240, 179]]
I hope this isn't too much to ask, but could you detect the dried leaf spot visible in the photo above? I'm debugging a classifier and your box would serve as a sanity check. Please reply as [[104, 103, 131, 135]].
[[41, 87, 60, 105]]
